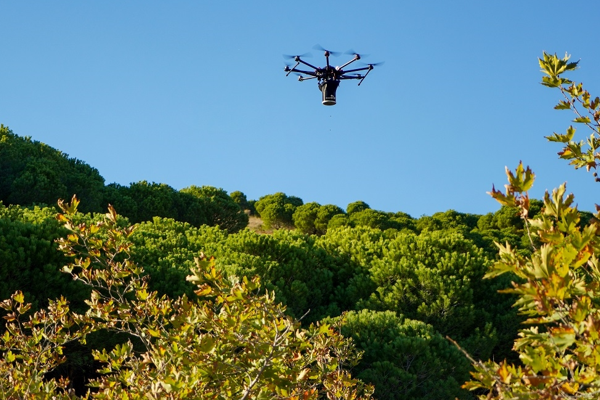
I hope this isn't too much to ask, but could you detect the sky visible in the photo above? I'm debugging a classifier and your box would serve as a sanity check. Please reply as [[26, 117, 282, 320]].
[[1, 1, 599, 218]]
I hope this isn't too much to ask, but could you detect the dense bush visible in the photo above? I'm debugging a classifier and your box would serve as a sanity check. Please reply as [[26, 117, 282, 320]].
[[0, 199, 529, 398], [0, 199, 374, 399], [336, 310, 472, 400], [0, 203, 89, 312], [0, 125, 105, 213], [0, 126, 248, 232], [255, 192, 303, 229]]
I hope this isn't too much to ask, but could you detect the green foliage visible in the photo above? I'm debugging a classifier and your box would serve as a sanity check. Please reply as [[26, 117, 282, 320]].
[[0, 203, 90, 312], [128, 217, 227, 299], [221, 230, 338, 321], [293, 203, 346, 235], [128, 217, 368, 324], [359, 231, 498, 352], [335, 310, 472, 400], [463, 53, 600, 399], [0, 290, 88, 399], [103, 182, 248, 232], [539, 52, 600, 176], [229, 190, 249, 210], [417, 210, 478, 234], [315, 204, 346, 235], [328, 213, 351, 229], [346, 201, 370, 215], [231, 190, 257, 216], [320, 224, 521, 366], [0, 126, 247, 232], [102, 182, 139, 221], [127, 180, 180, 222], [339, 208, 417, 233], [180, 185, 248, 233], [0, 198, 374, 399], [287, 195, 304, 208], [247, 199, 258, 215], [473, 205, 532, 257], [0, 198, 529, 398], [293, 202, 322, 234], [316, 225, 388, 269], [464, 167, 600, 398], [255, 192, 303, 229], [2, 123, 559, 398], [0, 125, 105, 213], [388, 211, 417, 233], [349, 209, 394, 230]]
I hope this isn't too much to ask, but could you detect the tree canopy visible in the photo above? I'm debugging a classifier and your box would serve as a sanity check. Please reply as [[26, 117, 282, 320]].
[[0, 197, 374, 399], [462, 52, 600, 399], [0, 125, 105, 213]]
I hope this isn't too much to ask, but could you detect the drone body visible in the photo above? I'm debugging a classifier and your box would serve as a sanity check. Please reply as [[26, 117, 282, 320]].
[[284, 46, 379, 106]]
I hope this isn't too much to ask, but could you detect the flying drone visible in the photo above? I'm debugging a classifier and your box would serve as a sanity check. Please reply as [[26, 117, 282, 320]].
[[284, 45, 381, 106]]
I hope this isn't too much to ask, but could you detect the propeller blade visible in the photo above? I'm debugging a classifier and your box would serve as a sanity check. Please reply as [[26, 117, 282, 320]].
[[362, 61, 385, 67], [313, 44, 340, 57], [345, 49, 370, 59], [283, 52, 311, 60]]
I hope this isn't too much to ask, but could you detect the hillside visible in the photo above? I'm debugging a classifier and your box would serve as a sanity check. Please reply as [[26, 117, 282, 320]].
[[0, 127, 536, 399], [0, 121, 594, 399]]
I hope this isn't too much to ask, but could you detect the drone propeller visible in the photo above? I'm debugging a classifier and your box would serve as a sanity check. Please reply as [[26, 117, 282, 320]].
[[362, 61, 385, 67], [283, 52, 311, 60], [345, 49, 369, 60], [313, 44, 340, 57]]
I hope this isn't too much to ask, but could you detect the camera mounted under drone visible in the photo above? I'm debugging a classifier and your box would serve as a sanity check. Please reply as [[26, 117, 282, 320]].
[[284, 45, 382, 106]]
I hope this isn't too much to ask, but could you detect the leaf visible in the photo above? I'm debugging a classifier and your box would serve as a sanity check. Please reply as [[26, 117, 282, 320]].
[[13, 292, 24, 304], [487, 184, 516, 207], [561, 382, 579, 395], [194, 285, 213, 297], [136, 289, 149, 301], [106, 204, 119, 223], [573, 116, 591, 124], [546, 126, 576, 143], [504, 162, 535, 193], [554, 100, 572, 110], [550, 326, 576, 351], [297, 368, 310, 382], [5, 351, 16, 363], [497, 363, 511, 384], [147, 328, 161, 338], [198, 335, 216, 353]]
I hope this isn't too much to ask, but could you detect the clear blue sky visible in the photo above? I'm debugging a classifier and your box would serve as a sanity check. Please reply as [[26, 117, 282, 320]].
[[2, 1, 599, 217]]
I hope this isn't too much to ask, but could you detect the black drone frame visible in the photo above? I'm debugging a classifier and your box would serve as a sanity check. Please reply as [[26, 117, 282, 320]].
[[284, 48, 377, 106]]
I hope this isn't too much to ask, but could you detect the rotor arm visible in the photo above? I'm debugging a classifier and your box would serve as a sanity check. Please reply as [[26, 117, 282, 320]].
[[339, 64, 374, 85], [297, 75, 317, 81], [338, 54, 361, 70], [284, 60, 320, 77], [340, 66, 371, 74], [295, 57, 320, 71], [284, 61, 300, 76], [286, 68, 317, 77], [357, 66, 373, 86], [339, 75, 362, 80]]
